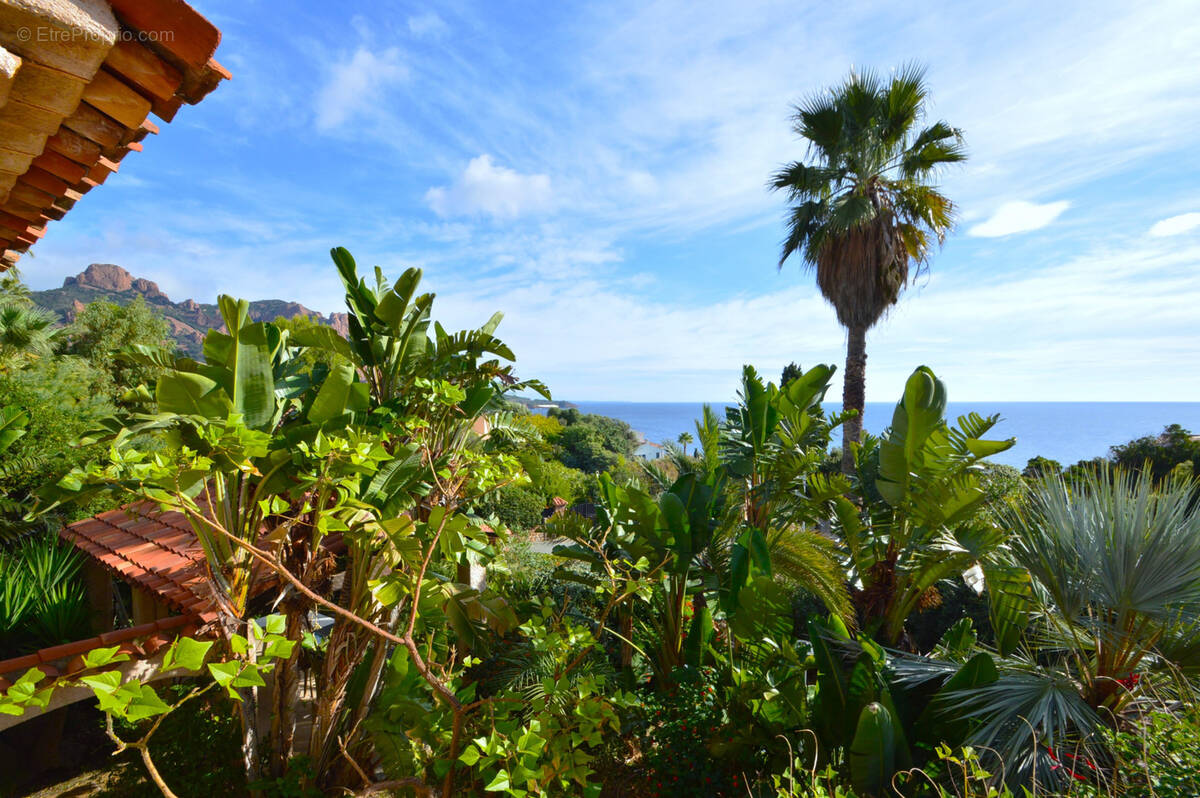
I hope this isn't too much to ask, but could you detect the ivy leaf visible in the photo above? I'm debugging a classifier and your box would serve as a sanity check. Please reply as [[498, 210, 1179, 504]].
[[79, 671, 123, 695], [263, 637, 295, 661], [459, 745, 481, 766], [82, 646, 130, 669], [124, 684, 171, 721], [162, 637, 213, 672], [208, 661, 242, 699], [483, 770, 511, 792]]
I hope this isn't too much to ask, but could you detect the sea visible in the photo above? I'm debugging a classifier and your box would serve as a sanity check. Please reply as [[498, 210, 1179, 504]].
[[557, 402, 1200, 468]]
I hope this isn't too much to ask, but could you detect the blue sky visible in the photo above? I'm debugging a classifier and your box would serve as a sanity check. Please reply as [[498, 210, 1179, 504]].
[[21, 0, 1200, 402]]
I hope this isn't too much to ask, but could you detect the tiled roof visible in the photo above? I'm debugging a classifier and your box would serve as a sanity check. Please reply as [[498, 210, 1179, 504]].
[[0, 614, 195, 688], [60, 501, 220, 622], [0, 0, 229, 271]]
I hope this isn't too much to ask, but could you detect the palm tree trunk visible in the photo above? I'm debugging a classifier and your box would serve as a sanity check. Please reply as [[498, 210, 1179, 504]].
[[841, 324, 868, 475]]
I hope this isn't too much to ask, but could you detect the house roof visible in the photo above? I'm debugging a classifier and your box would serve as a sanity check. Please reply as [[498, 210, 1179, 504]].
[[0, 613, 194, 688], [60, 500, 221, 622], [0, 0, 229, 271]]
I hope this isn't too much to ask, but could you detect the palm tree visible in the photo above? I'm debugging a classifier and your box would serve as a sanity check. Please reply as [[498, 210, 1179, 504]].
[[771, 65, 965, 473], [0, 269, 57, 371], [676, 430, 693, 456], [952, 467, 1200, 786], [0, 301, 57, 371]]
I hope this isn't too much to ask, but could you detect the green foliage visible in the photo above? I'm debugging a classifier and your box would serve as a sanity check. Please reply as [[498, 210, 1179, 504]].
[[0, 278, 58, 371], [780, 361, 803, 388], [771, 65, 964, 329], [549, 408, 637, 456], [973, 463, 1027, 530], [60, 297, 174, 400], [480, 484, 546, 531], [1022, 455, 1063, 480], [515, 450, 590, 503], [1109, 423, 1200, 483], [638, 666, 735, 797], [0, 355, 117, 537], [936, 468, 1200, 787], [835, 366, 1016, 645], [1085, 709, 1200, 798], [102, 687, 244, 797], [272, 313, 347, 373], [558, 424, 619, 473], [456, 609, 630, 797], [0, 531, 89, 655]]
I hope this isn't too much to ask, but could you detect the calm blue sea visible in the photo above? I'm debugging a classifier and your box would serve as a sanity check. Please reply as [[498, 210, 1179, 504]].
[[559, 402, 1200, 468]]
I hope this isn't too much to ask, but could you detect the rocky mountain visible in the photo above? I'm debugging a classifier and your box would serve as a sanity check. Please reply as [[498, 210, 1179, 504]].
[[32, 264, 349, 357]]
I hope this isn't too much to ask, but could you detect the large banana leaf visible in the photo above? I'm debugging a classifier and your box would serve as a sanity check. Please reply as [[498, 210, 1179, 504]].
[[848, 702, 897, 797], [0, 405, 27, 451], [877, 366, 946, 507]]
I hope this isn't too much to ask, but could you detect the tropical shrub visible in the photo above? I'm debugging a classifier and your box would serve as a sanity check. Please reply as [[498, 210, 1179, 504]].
[[37, 248, 548, 795], [1109, 423, 1200, 483], [833, 366, 1017, 647], [558, 424, 620, 472], [1022, 455, 1063, 480], [103, 681, 246, 797], [0, 356, 117, 538], [60, 297, 174, 401], [0, 532, 89, 655], [548, 408, 638, 458], [515, 450, 590, 503], [948, 467, 1200, 787], [479, 484, 546, 531], [1082, 708, 1200, 798], [637, 666, 736, 797]]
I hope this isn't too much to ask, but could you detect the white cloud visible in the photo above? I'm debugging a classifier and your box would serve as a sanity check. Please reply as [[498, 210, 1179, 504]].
[[408, 12, 449, 38], [314, 47, 408, 131], [424, 155, 553, 219], [968, 200, 1071, 238], [1149, 212, 1200, 237]]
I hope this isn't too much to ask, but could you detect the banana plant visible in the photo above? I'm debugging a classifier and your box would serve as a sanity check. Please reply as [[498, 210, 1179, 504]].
[[808, 615, 1002, 796], [550, 472, 713, 682], [833, 366, 1019, 647], [719, 364, 854, 625], [295, 248, 547, 417]]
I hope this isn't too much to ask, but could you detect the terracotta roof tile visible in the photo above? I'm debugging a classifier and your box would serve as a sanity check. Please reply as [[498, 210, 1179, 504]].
[[0, 0, 230, 272], [60, 501, 216, 615], [0, 614, 204, 682]]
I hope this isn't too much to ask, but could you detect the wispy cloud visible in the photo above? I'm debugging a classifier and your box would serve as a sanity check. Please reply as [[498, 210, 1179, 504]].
[[408, 11, 449, 38], [23, 0, 1200, 404], [425, 155, 554, 219], [968, 200, 1070, 238], [314, 47, 409, 131], [1149, 212, 1200, 237]]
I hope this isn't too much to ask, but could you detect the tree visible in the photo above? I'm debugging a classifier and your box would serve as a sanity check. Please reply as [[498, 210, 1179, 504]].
[[560, 424, 618, 473], [952, 468, 1200, 785], [0, 270, 57, 372], [1109, 423, 1200, 483], [44, 249, 546, 795], [1022, 455, 1062, 480], [832, 366, 1016, 647], [771, 65, 965, 474], [60, 296, 174, 399], [677, 430, 693, 456], [0, 356, 116, 540], [780, 361, 802, 388]]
